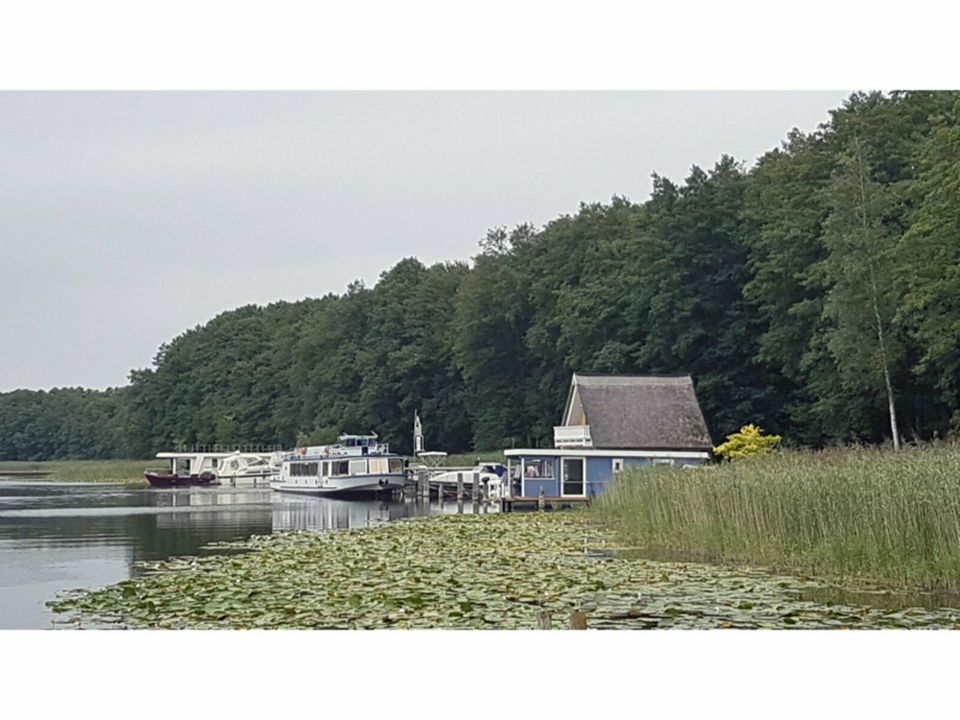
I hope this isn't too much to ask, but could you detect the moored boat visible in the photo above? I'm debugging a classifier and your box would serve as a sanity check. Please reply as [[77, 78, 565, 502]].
[[270, 433, 408, 496], [428, 462, 508, 498], [144, 470, 218, 488], [215, 451, 282, 485], [145, 448, 283, 488]]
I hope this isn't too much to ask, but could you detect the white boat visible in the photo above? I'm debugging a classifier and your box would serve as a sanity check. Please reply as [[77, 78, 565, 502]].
[[270, 433, 409, 495], [429, 463, 508, 498], [147, 448, 283, 487], [215, 451, 283, 485]]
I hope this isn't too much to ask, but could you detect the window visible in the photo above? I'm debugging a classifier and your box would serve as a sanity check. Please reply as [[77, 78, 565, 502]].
[[523, 459, 556, 478], [349, 459, 367, 475], [653, 458, 674, 467], [331, 460, 350, 476], [368, 458, 388, 474], [388, 458, 404, 473], [612, 458, 624, 474]]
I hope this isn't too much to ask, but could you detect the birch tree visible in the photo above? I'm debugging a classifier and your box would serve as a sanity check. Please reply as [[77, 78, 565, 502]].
[[819, 133, 903, 449]]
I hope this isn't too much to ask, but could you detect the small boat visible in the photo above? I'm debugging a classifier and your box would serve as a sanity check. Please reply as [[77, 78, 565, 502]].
[[144, 469, 218, 488], [215, 451, 282, 485], [271, 433, 408, 496], [429, 463, 508, 498]]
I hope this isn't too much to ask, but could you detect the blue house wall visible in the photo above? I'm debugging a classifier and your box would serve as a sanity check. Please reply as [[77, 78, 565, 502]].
[[513, 452, 707, 498]]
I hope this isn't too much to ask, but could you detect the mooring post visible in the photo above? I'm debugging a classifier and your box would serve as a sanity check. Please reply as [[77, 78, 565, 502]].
[[417, 468, 430, 500], [569, 612, 587, 630], [456, 472, 464, 514], [437, 481, 445, 508], [536, 611, 552, 630], [471, 471, 480, 502], [538, 486, 546, 512]]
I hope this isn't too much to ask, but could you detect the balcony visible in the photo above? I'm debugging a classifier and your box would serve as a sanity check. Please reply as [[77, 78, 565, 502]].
[[554, 425, 593, 448]]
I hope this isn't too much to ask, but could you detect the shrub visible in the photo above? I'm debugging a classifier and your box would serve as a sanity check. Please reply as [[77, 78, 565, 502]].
[[713, 423, 782, 460]]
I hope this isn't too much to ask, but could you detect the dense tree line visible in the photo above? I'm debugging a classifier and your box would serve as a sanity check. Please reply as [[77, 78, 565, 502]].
[[3, 91, 959, 460]]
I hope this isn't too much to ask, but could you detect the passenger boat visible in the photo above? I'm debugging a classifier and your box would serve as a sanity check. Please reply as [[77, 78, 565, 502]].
[[270, 433, 408, 496]]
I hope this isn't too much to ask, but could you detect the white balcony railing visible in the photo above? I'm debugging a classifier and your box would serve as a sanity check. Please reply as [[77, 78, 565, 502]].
[[554, 425, 593, 448]]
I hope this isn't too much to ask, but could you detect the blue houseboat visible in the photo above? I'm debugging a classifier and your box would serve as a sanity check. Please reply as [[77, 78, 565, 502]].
[[503, 374, 713, 499]]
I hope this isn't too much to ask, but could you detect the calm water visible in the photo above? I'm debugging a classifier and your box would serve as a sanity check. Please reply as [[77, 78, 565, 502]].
[[0, 480, 481, 629]]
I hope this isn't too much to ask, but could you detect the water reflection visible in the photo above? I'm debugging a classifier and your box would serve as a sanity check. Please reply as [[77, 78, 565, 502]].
[[0, 481, 495, 629]]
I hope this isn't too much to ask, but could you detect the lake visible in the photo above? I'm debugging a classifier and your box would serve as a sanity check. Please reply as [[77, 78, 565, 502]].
[[0, 480, 481, 629]]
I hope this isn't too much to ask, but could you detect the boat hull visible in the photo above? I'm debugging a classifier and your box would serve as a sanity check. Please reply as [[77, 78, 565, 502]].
[[271, 473, 407, 496], [217, 471, 278, 485], [145, 472, 219, 488]]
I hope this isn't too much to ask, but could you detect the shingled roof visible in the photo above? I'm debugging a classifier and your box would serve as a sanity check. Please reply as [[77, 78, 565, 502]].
[[563, 374, 713, 451]]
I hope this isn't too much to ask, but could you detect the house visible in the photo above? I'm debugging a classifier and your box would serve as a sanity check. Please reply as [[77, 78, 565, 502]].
[[503, 373, 713, 498]]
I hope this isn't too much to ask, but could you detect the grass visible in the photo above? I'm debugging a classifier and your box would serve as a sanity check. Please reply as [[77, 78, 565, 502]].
[[0, 459, 151, 484], [591, 444, 960, 593]]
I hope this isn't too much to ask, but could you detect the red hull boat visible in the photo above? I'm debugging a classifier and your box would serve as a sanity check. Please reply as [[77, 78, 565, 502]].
[[144, 471, 219, 488]]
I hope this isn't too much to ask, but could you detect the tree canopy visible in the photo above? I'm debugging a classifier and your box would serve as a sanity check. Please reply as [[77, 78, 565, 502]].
[[3, 91, 960, 459]]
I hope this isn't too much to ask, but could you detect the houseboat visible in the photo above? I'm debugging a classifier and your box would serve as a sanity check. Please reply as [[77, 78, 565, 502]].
[[270, 433, 409, 496], [503, 374, 713, 500], [145, 451, 221, 487]]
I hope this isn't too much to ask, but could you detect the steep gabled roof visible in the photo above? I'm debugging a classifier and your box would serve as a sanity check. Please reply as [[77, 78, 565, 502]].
[[566, 374, 713, 451]]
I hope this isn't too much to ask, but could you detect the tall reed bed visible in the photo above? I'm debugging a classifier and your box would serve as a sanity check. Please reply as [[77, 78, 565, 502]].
[[592, 445, 960, 591], [0, 459, 150, 483]]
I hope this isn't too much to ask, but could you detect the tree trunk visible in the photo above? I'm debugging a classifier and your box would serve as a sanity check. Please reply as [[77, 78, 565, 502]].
[[854, 134, 901, 451]]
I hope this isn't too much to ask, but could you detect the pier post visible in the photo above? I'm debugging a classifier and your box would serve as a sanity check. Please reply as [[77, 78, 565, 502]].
[[569, 612, 588, 630], [536, 611, 552, 630], [538, 486, 546, 512], [471, 471, 480, 514], [456, 473, 464, 514], [417, 469, 429, 501]]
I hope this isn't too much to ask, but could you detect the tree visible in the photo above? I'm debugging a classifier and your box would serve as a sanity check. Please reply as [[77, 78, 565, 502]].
[[817, 133, 903, 449]]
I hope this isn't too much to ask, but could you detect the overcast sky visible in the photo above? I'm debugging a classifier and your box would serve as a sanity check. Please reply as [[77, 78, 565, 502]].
[[0, 91, 851, 391]]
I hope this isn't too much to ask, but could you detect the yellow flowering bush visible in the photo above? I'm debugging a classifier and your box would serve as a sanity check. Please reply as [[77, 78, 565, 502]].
[[713, 424, 782, 460]]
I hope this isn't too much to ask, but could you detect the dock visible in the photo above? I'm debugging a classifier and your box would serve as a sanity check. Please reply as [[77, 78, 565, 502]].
[[499, 495, 592, 512]]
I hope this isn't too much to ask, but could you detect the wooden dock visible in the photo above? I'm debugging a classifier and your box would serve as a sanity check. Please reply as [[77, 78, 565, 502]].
[[499, 495, 592, 512]]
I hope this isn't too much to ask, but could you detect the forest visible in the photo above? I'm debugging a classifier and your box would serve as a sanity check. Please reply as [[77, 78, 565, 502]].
[[2, 90, 959, 460]]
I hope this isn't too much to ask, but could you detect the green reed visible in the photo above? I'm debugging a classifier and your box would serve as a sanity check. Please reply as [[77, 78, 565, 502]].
[[0, 459, 151, 483], [592, 444, 960, 591]]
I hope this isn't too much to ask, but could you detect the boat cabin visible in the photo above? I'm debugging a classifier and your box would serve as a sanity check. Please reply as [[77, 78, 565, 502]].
[[503, 374, 713, 498]]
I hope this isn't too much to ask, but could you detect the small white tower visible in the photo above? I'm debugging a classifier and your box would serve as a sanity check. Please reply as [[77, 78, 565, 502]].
[[413, 410, 424, 454]]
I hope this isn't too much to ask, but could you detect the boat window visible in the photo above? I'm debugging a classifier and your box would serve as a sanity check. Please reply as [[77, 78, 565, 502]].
[[349, 459, 367, 475], [332, 460, 350, 476], [389, 458, 404, 473], [369, 458, 388, 474]]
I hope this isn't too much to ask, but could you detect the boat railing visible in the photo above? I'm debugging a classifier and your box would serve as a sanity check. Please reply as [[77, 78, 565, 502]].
[[174, 443, 285, 453]]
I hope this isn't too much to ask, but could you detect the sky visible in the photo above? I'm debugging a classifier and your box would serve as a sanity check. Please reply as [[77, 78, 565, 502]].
[[0, 91, 852, 392]]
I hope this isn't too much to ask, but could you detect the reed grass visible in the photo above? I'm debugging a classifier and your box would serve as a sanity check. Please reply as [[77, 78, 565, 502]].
[[0, 459, 150, 483], [592, 444, 960, 592]]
